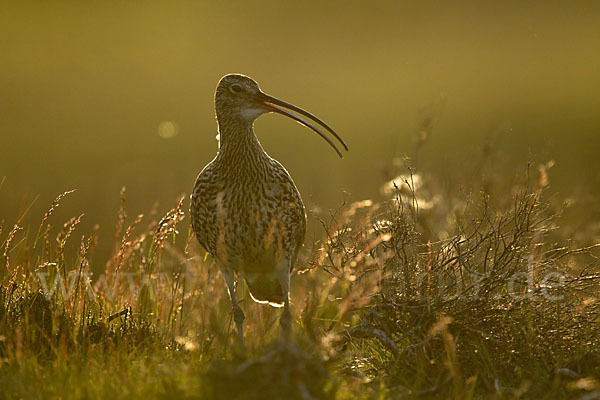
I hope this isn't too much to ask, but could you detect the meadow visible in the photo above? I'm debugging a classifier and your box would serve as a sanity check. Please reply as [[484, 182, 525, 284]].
[[1, 144, 599, 399]]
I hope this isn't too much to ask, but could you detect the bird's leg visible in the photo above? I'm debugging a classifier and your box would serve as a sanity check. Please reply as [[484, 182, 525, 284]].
[[219, 266, 245, 345], [277, 262, 292, 339], [280, 297, 292, 339]]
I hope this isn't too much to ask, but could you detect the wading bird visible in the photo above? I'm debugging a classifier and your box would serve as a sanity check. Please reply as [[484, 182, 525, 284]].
[[191, 74, 347, 343]]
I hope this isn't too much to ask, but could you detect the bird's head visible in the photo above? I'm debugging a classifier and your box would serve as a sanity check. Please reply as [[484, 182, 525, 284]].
[[215, 74, 264, 121], [215, 73, 348, 157]]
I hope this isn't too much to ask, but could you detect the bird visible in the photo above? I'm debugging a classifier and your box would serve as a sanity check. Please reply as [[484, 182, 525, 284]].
[[190, 73, 347, 344]]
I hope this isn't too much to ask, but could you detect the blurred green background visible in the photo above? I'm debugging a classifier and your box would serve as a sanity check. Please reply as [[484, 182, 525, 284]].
[[1, 2, 599, 259]]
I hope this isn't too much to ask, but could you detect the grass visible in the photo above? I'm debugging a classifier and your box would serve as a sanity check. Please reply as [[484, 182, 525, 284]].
[[0, 158, 599, 399]]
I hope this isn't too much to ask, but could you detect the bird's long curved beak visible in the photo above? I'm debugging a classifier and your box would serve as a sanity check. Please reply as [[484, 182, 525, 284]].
[[258, 93, 348, 158]]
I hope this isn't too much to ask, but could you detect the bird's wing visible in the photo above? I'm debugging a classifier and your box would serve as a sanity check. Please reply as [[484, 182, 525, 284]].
[[190, 160, 220, 255], [270, 159, 307, 271]]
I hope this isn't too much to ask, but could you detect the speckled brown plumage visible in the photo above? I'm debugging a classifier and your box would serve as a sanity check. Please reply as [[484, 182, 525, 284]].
[[190, 74, 346, 342]]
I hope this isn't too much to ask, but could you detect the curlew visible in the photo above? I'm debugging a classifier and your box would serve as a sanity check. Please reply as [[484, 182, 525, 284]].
[[190, 74, 347, 343]]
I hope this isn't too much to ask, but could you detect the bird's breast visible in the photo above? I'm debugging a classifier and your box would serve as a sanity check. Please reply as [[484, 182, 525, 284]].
[[191, 166, 306, 272]]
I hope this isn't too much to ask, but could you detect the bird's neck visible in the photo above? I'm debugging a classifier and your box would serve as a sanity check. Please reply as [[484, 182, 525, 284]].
[[216, 116, 268, 169]]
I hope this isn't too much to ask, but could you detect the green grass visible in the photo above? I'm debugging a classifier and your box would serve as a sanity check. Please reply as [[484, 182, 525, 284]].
[[1, 162, 599, 399]]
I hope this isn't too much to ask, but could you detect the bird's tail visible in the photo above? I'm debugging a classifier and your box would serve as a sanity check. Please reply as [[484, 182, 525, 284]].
[[244, 273, 285, 307]]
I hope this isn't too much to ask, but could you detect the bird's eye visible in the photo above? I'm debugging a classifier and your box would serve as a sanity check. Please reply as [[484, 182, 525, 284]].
[[230, 84, 242, 93]]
